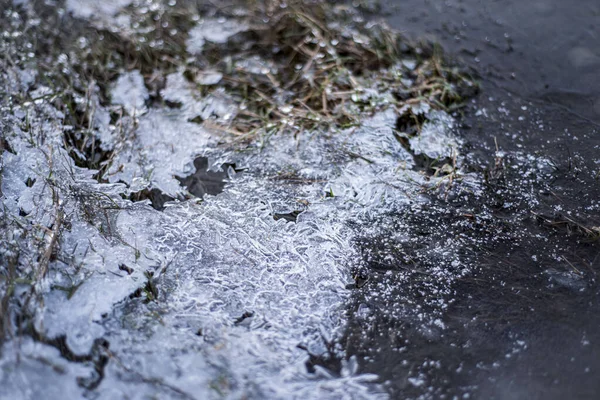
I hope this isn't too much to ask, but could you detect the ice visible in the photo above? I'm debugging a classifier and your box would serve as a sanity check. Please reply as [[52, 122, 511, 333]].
[[0, 339, 89, 400], [186, 19, 249, 54], [110, 70, 149, 116], [65, 0, 133, 20], [85, 193, 367, 397], [196, 70, 224, 86], [79, 88, 114, 151], [161, 72, 238, 122], [545, 268, 587, 291], [1, 84, 397, 397], [41, 214, 160, 355], [2, 77, 415, 397], [0, 9, 473, 400], [104, 71, 239, 196], [409, 111, 460, 160]]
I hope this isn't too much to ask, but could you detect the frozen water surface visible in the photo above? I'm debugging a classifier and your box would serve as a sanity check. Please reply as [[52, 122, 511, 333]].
[[0, 7, 475, 392], [0, 61, 465, 397]]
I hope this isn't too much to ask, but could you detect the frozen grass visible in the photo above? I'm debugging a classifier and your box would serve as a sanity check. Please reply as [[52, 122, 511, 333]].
[[184, 0, 478, 139]]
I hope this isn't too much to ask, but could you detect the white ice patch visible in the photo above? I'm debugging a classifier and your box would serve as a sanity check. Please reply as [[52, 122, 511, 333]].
[[1, 60, 463, 399], [186, 19, 249, 54], [401, 101, 431, 115], [409, 111, 460, 160], [105, 71, 239, 196], [66, 0, 133, 23], [41, 213, 161, 354], [85, 180, 382, 398], [106, 109, 216, 196], [196, 70, 223, 85], [110, 70, 149, 116], [0, 339, 89, 400], [161, 71, 238, 122]]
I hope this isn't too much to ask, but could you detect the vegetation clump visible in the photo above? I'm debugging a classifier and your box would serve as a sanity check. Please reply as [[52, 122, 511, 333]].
[[2, 0, 477, 169], [189, 0, 478, 138]]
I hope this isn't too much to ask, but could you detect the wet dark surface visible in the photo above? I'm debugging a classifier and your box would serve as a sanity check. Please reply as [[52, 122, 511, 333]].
[[340, 1, 600, 399], [384, 0, 600, 123]]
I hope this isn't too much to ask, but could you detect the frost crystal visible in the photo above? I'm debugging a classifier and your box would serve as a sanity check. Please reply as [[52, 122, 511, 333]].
[[110, 70, 149, 116], [186, 19, 249, 54], [0, 5, 488, 400]]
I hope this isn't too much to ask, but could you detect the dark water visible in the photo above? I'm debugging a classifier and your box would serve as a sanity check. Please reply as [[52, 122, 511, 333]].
[[340, 1, 600, 399], [385, 0, 600, 123]]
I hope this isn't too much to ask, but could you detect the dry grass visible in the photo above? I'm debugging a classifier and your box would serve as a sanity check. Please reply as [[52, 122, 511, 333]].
[[533, 211, 600, 241], [9, 0, 477, 156], [184, 0, 478, 139]]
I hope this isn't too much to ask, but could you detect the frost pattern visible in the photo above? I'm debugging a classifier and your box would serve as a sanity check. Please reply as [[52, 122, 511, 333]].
[[186, 19, 249, 54], [0, 15, 481, 400], [110, 70, 149, 116]]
